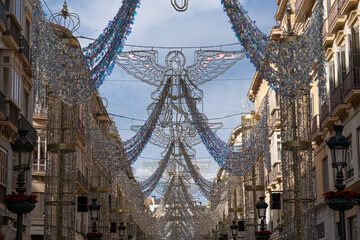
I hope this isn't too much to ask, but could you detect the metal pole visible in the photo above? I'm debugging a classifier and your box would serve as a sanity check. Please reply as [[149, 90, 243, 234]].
[[16, 172, 25, 240], [339, 211, 346, 240], [16, 213, 22, 240]]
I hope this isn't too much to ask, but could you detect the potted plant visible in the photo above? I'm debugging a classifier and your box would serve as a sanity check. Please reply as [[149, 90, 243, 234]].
[[3, 193, 37, 214], [323, 190, 357, 211], [87, 232, 103, 240], [255, 231, 272, 240]]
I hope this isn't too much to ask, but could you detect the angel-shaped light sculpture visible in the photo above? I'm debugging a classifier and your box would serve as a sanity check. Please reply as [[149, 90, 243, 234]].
[[117, 50, 245, 239]]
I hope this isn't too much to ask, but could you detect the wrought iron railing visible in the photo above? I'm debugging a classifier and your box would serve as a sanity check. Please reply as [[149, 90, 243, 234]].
[[6, 100, 18, 127], [343, 67, 360, 99], [32, 158, 46, 174], [5, 17, 21, 46], [0, 91, 5, 116], [311, 114, 320, 136], [20, 114, 37, 144], [330, 84, 343, 112], [19, 35, 30, 62], [320, 100, 330, 125], [76, 168, 88, 190]]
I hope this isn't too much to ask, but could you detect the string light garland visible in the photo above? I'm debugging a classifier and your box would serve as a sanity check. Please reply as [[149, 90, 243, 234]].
[[221, 0, 327, 102]]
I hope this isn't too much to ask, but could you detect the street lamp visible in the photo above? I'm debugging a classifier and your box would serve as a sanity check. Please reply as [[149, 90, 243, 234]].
[[256, 196, 268, 231], [118, 222, 126, 240], [89, 198, 100, 233], [326, 125, 350, 240], [229, 221, 238, 240], [11, 129, 35, 240]]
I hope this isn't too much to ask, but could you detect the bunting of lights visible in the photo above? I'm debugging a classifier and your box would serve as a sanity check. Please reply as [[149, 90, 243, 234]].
[[182, 80, 270, 175], [140, 142, 174, 197], [121, 78, 171, 167], [83, 0, 141, 87], [84, 80, 170, 173], [222, 0, 327, 101], [32, 0, 95, 105]]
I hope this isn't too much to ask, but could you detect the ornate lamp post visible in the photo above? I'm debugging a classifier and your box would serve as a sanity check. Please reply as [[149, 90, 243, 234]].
[[255, 197, 271, 240], [229, 221, 238, 240], [88, 198, 101, 239], [10, 130, 35, 240], [326, 125, 351, 240], [256, 197, 268, 232], [118, 222, 126, 240]]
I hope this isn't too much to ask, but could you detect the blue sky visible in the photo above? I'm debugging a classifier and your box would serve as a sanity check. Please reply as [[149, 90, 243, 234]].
[[43, 0, 278, 198]]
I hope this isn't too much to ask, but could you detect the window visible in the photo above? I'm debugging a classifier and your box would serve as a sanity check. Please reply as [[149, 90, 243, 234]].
[[277, 142, 281, 161], [14, 0, 23, 25], [350, 25, 360, 68], [0, 147, 7, 203], [316, 222, 325, 239], [25, 20, 30, 42], [349, 217, 358, 240], [323, 158, 329, 192], [11, 61, 22, 107], [338, 46, 346, 85], [23, 91, 29, 119], [2, 67, 9, 97], [328, 61, 335, 92], [346, 136, 354, 179]]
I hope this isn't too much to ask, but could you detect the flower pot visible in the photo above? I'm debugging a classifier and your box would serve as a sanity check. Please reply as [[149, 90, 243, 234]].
[[327, 199, 356, 211], [6, 201, 35, 214], [255, 235, 271, 240]]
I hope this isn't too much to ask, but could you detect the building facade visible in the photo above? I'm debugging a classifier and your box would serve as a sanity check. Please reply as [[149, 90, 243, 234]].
[[248, 0, 360, 239], [0, 0, 35, 239]]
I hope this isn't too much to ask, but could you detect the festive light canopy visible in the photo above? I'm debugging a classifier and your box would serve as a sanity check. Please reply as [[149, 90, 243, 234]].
[[222, 0, 327, 101]]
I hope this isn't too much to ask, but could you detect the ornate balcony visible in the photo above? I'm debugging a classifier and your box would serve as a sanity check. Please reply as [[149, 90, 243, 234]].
[[19, 35, 30, 63], [311, 114, 323, 143], [331, 84, 350, 116], [343, 67, 360, 103], [339, 0, 358, 15], [20, 114, 37, 144], [6, 100, 18, 127], [320, 101, 330, 125], [328, 2, 346, 34], [76, 169, 88, 193], [32, 158, 46, 176], [3, 16, 21, 49]]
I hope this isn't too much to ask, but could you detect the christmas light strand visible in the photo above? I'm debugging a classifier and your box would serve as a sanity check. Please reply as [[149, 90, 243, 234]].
[[221, 0, 327, 102]]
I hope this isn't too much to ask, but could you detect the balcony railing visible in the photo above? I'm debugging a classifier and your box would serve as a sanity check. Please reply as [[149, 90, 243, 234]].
[[311, 114, 320, 136], [76, 169, 88, 190], [330, 84, 343, 112], [0, 0, 6, 27], [19, 36, 30, 62], [343, 67, 360, 99], [0, 91, 5, 116], [32, 158, 46, 174], [6, 100, 19, 127], [328, 2, 339, 30], [20, 114, 37, 144], [320, 100, 330, 125], [5, 16, 21, 47]]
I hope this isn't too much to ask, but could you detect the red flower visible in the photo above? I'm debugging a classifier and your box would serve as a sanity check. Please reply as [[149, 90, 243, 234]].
[[255, 231, 272, 236], [323, 191, 358, 201], [87, 232, 103, 237], [3, 193, 38, 204]]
